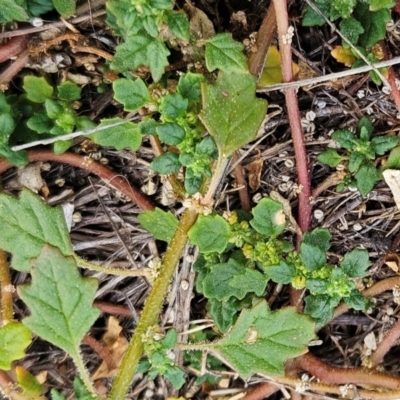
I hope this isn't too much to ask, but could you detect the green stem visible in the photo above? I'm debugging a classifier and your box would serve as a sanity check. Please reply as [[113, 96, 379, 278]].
[[72, 351, 96, 395], [74, 255, 152, 277], [201, 155, 228, 206], [109, 208, 198, 400]]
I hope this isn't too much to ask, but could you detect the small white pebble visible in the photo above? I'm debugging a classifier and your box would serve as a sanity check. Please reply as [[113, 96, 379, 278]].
[[316, 100, 326, 109], [357, 90, 365, 99], [278, 183, 288, 192], [382, 85, 391, 95], [281, 175, 290, 182], [72, 212, 82, 223], [313, 209, 324, 221], [252, 193, 262, 203], [284, 159, 295, 168], [55, 178, 65, 187], [306, 111, 316, 121], [387, 307, 394, 316], [100, 157, 109, 165], [353, 223, 363, 231], [366, 107, 374, 115], [336, 164, 345, 171], [41, 162, 51, 171], [181, 280, 189, 291], [30, 17, 43, 27], [279, 151, 288, 157]]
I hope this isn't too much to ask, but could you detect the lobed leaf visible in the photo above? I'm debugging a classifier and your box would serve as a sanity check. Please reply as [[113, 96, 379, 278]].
[[200, 72, 267, 158], [340, 248, 370, 277], [92, 118, 142, 151], [0, 0, 29, 22], [265, 261, 296, 284], [371, 135, 399, 155], [177, 72, 205, 103], [138, 207, 178, 243], [317, 149, 343, 167], [211, 301, 315, 377], [23, 76, 53, 103], [302, 228, 331, 252], [300, 243, 326, 271], [332, 129, 355, 149], [151, 152, 181, 174], [188, 214, 230, 253], [0, 190, 73, 271], [0, 322, 31, 370], [57, 81, 81, 101], [209, 298, 238, 333], [166, 11, 190, 40], [250, 198, 286, 237], [18, 245, 100, 360], [205, 33, 248, 73], [113, 78, 150, 111]]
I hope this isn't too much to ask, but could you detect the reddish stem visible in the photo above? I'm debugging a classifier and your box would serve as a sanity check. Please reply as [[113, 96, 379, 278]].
[[296, 353, 400, 390], [0, 35, 30, 63], [370, 316, 400, 367], [0, 49, 30, 86], [83, 334, 116, 371], [272, 0, 311, 235], [243, 382, 279, 400], [94, 301, 140, 317], [232, 151, 251, 211], [0, 149, 154, 211]]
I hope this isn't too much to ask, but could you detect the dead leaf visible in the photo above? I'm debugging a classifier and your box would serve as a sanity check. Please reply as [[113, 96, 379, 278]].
[[384, 253, 400, 273], [297, 59, 319, 81], [383, 169, 400, 211], [184, 1, 215, 39], [18, 162, 48, 195], [331, 45, 357, 67], [92, 316, 129, 380], [245, 157, 263, 191], [259, 45, 299, 86]]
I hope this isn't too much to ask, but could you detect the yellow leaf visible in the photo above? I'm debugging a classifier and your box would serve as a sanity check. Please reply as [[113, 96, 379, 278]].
[[331, 45, 357, 67], [259, 45, 299, 86]]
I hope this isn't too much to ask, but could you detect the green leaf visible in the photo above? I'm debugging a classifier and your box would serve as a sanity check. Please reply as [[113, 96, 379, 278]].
[[345, 290, 368, 310], [16, 366, 44, 398], [340, 18, 364, 44], [211, 301, 315, 377], [53, 139, 73, 154], [0, 190, 73, 271], [302, 0, 330, 26], [0, 322, 31, 370], [91, 118, 142, 151], [265, 261, 296, 284], [332, 0, 357, 18], [250, 198, 286, 237], [302, 228, 331, 252], [200, 72, 267, 158], [203, 261, 267, 301], [111, 35, 170, 82], [0, 114, 15, 140], [0, 0, 29, 22], [372, 136, 399, 155], [332, 129, 355, 149], [209, 298, 238, 333], [143, 15, 158, 38], [45, 99, 63, 119], [349, 151, 365, 172], [51, 389, 66, 400], [177, 72, 205, 103], [52, 0, 75, 16], [164, 366, 186, 389], [385, 146, 400, 169], [23, 76, 53, 103], [300, 243, 326, 271], [306, 279, 328, 294], [370, 0, 396, 11], [159, 93, 188, 120], [184, 169, 203, 195], [18, 245, 100, 360], [188, 214, 230, 253], [205, 33, 248, 73], [0, 146, 28, 167], [161, 329, 177, 349], [340, 248, 370, 277], [354, 3, 391, 48], [27, 111, 53, 134], [196, 136, 218, 157], [156, 122, 185, 145], [151, 152, 181, 174], [73, 377, 97, 400], [355, 162, 379, 195], [57, 82, 81, 101], [166, 11, 190, 40], [113, 78, 150, 111], [304, 294, 335, 325], [357, 116, 374, 139], [140, 119, 159, 136], [138, 207, 178, 243], [317, 149, 343, 167], [27, 0, 54, 16]]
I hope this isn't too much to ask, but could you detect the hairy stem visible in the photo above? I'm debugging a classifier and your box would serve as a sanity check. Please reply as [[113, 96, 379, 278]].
[[0, 149, 154, 211], [72, 352, 96, 394], [272, 0, 311, 234], [109, 208, 198, 400], [0, 250, 13, 324]]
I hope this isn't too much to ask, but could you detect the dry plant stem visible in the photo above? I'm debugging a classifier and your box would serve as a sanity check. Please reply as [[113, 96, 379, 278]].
[[83, 334, 116, 371], [272, 0, 311, 235], [0, 250, 13, 324], [249, 375, 400, 400], [243, 382, 279, 400], [109, 208, 198, 400], [296, 352, 400, 390], [0, 35, 30, 63], [370, 316, 400, 367], [247, 2, 276, 78], [94, 301, 139, 317], [232, 151, 251, 211], [0, 49, 30, 85], [0, 149, 154, 211]]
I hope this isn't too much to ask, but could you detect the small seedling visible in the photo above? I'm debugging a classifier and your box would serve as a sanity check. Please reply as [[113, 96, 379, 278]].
[[318, 116, 398, 195]]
